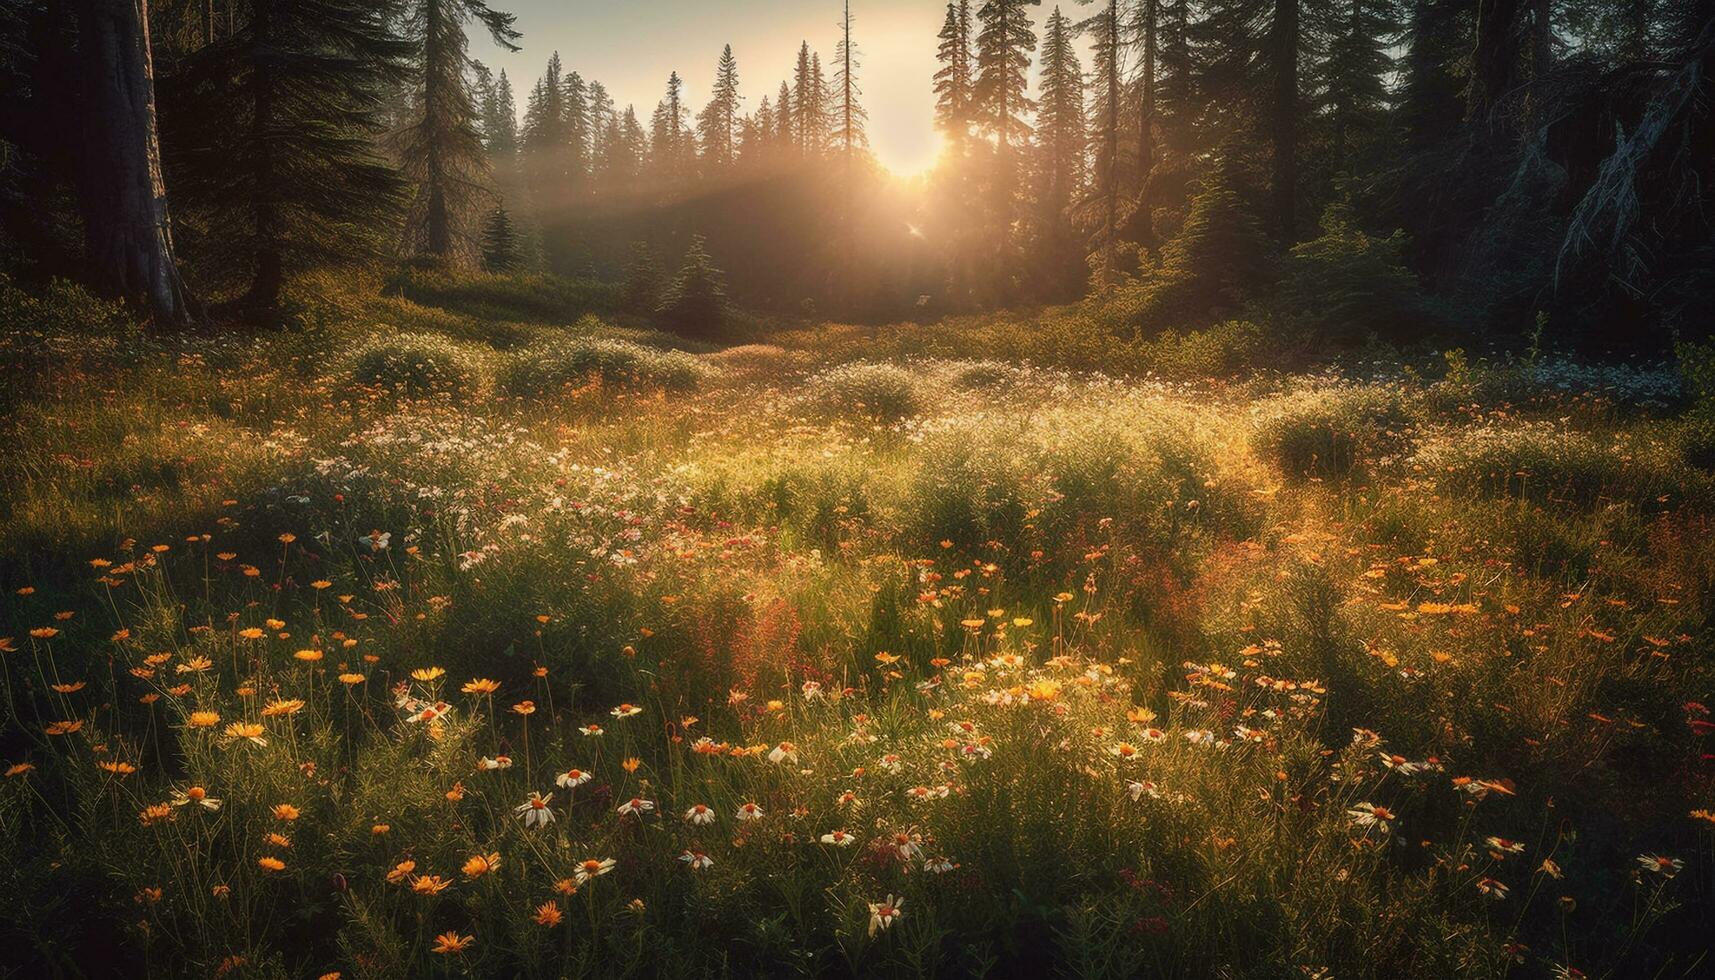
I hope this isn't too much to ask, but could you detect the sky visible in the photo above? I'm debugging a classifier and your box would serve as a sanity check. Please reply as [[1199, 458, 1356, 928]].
[[470, 1, 1081, 177]]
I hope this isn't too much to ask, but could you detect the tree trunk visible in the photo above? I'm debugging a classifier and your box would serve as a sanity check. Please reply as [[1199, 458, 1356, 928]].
[[1469, 0, 1526, 122], [1270, 0, 1299, 242], [1138, 0, 1156, 190], [74, 0, 192, 326]]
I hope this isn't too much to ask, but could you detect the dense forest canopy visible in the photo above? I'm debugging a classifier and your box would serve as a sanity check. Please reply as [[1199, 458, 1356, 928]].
[[0, 0, 1711, 341]]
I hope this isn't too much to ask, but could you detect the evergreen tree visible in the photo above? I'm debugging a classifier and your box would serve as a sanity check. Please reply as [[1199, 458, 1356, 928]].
[[521, 53, 567, 192], [1079, 0, 1125, 283], [585, 80, 615, 171], [564, 71, 591, 187], [696, 45, 742, 169], [1320, 0, 1395, 175], [1034, 6, 1088, 292], [621, 240, 662, 312], [775, 81, 795, 152], [791, 43, 828, 155], [933, 1, 975, 139], [166, 0, 413, 312], [833, 2, 868, 158], [1156, 0, 1196, 152], [650, 71, 691, 177], [395, 0, 520, 262], [480, 205, 519, 271], [656, 235, 729, 336], [480, 68, 518, 155], [972, 0, 1040, 151], [1154, 147, 1273, 316], [1129, 0, 1160, 192]]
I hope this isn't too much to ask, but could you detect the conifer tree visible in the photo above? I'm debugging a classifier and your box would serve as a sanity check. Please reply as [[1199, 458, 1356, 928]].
[[480, 205, 519, 271], [972, 0, 1040, 152], [1321, 0, 1395, 175], [1079, 0, 1125, 283], [1034, 6, 1088, 291], [833, 2, 868, 158], [650, 71, 691, 177], [166, 0, 413, 313], [791, 43, 828, 155], [656, 235, 729, 336], [480, 68, 518, 156], [696, 45, 742, 169], [621, 240, 662, 312], [564, 71, 591, 187], [775, 81, 795, 152], [521, 53, 567, 192], [1155, 147, 1272, 315], [933, 1, 975, 139], [395, 0, 520, 262]]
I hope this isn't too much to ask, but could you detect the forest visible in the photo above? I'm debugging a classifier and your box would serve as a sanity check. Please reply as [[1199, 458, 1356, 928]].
[[1, 0, 1713, 977]]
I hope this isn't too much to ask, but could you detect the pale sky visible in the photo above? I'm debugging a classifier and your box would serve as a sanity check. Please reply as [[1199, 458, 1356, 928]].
[[471, 1, 1083, 176]]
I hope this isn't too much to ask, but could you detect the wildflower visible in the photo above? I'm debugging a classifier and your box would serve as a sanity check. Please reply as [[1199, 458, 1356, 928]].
[[410, 666, 444, 682], [511, 700, 536, 716], [611, 703, 642, 718], [622, 756, 641, 773], [338, 673, 365, 685], [1636, 854, 1683, 878], [905, 785, 949, 802], [516, 792, 555, 828], [574, 857, 616, 884], [371, 824, 390, 835], [431, 932, 472, 956], [176, 657, 213, 674], [260, 698, 304, 718], [187, 711, 221, 729], [224, 722, 268, 746], [1476, 877, 1509, 899], [579, 723, 605, 736], [1127, 780, 1161, 801], [768, 741, 799, 764], [736, 802, 764, 821], [821, 830, 857, 846], [477, 755, 513, 770], [1109, 742, 1140, 761], [556, 768, 592, 789], [1379, 753, 1423, 775], [411, 875, 452, 895], [257, 856, 285, 872], [802, 681, 824, 701], [1139, 727, 1168, 743], [879, 753, 903, 774], [867, 894, 904, 936], [386, 860, 416, 884], [889, 830, 922, 861], [139, 803, 174, 826], [462, 852, 501, 879], [98, 760, 137, 775], [924, 856, 956, 874], [171, 786, 222, 811], [685, 803, 716, 825], [534, 900, 563, 927], [1485, 837, 1526, 858], [679, 849, 714, 870], [617, 797, 654, 817], [293, 649, 323, 662], [1347, 802, 1396, 834], [461, 678, 500, 695], [50, 681, 85, 694]]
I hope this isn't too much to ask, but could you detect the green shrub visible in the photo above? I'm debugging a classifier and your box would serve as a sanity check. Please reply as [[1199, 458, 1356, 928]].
[[1252, 383, 1414, 479], [656, 235, 729, 338], [345, 331, 484, 399], [501, 335, 706, 396], [1281, 202, 1423, 343], [1136, 319, 1268, 379], [1412, 423, 1692, 509], [799, 362, 924, 421]]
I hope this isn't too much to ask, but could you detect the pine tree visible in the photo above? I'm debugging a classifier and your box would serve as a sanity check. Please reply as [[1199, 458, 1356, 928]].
[[1320, 0, 1395, 175], [775, 81, 795, 152], [480, 205, 519, 271], [479, 68, 518, 156], [1079, 0, 1125, 283], [564, 71, 591, 187], [972, 0, 1040, 152], [521, 53, 567, 192], [1129, 0, 1159, 191], [791, 43, 828, 155], [656, 235, 729, 336], [1034, 6, 1088, 292], [1154, 146, 1273, 316], [165, 0, 413, 312], [621, 240, 661, 312], [650, 71, 690, 177], [395, 0, 520, 262], [1156, 0, 1195, 152], [833, 2, 868, 158], [696, 45, 742, 169], [933, 1, 974, 139], [1037, 7, 1086, 216]]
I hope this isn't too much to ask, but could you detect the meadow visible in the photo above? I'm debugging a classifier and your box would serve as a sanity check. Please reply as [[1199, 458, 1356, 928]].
[[2, 274, 1713, 979]]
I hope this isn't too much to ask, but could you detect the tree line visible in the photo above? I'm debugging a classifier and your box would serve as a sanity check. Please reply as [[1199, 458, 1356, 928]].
[[0, 0, 1710, 341]]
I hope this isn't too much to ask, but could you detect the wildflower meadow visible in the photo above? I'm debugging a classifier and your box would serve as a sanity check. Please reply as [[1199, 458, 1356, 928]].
[[1, 278, 1710, 979]]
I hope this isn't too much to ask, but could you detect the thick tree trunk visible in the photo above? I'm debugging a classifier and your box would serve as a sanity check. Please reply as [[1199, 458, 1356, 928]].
[[1270, 0, 1299, 242], [74, 0, 192, 326], [1469, 0, 1526, 121]]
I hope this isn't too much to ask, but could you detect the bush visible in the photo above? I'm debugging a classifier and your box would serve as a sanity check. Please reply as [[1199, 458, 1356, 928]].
[[798, 362, 924, 421], [1135, 319, 1269, 379], [1252, 383, 1414, 479], [501, 335, 706, 397], [345, 331, 484, 399], [1281, 202, 1423, 343], [1412, 423, 1693, 509]]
